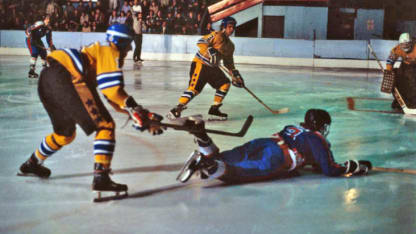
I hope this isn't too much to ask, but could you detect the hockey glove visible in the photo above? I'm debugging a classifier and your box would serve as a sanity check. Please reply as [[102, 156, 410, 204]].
[[381, 70, 395, 93], [231, 69, 244, 88], [124, 96, 165, 135], [207, 47, 218, 66], [344, 160, 372, 176]]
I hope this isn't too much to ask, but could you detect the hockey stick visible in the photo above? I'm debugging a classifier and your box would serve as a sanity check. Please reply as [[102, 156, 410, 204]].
[[373, 167, 416, 175], [346, 97, 402, 114], [218, 65, 289, 114], [152, 115, 253, 137], [367, 44, 416, 115]]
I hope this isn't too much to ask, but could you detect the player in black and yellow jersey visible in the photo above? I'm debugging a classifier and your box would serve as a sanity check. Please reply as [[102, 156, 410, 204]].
[[386, 33, 416, 110], [167, 16, 244, 121], [19, 24, 165, 195]]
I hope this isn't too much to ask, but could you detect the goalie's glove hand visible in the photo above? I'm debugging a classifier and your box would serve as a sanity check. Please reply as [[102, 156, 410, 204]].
[[207, 47, 218, 66], [344, 160, 372, 176], [231, 69, 244, 88], [124, 96, 165, 135]]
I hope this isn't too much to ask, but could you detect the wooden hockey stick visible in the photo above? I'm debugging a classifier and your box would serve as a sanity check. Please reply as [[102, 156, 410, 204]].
[[346, 97, 402, 114], [367, 44, 416, 115], [373, 167, 416, 175], [152, 115, 253, 137], [219, 65, 289, 114]]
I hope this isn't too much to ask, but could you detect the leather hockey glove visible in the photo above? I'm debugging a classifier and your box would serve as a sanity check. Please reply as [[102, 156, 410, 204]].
[[344, 160, 372, 176], [124, 96, 165, 135], [207, 47, 218, 66], [231, 69, 244, 88]]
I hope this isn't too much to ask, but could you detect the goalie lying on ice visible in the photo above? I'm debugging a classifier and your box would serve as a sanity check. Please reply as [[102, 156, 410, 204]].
[[177, 109, 372, 183]]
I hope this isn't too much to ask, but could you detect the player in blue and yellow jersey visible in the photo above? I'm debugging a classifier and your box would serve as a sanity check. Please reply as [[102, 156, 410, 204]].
[[177, 109, 372, 183], [19, 24, 165, 196], [385, 33, 416, 110], [167, 16, 244, 121], [25, 15, 56, 78]]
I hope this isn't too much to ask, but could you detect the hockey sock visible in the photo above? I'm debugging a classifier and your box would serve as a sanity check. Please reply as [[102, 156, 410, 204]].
[[34, 132, 75, 164], [213, 83, 230, 104], [179, 89, 197, 106], [197, 138, 219, 156], [206, 160, 226, 180], [30, 58, 36, 69], [94, 128, 115, 168]]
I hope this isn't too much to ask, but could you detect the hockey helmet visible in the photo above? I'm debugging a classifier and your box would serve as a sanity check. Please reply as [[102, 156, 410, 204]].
[[304, 109, 331, 136], [221, 16, 237, 29], [399, 33, 412, 52], [106, 24, 133, 52]]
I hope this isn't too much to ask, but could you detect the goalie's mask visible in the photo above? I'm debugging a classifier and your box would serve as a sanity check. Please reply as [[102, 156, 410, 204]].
[[303, 109, 331, 137], [221, 16, 237, 29], [399, 33, 413, 53], [106, 24, 133, 52]]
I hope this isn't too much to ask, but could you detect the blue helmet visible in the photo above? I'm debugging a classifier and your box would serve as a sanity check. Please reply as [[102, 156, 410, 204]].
[[106, 24, 133, 51], [221, 16, 237, 29]]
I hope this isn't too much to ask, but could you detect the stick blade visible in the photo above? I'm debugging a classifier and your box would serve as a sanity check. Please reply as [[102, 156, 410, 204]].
[[271, 107, 289, 114]]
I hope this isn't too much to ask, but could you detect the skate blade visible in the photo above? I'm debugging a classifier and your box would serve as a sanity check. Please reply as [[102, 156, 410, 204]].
[[176, 151, 200, 183], [207, 116, 227, 121], [17, 172, 49, 178], [93, 190, 128, 203]]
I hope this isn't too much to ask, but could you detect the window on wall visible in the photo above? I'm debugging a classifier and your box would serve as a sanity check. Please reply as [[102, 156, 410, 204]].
[[327, 8, 355, 39], [263, 16, 284, 38], [235, 18, 258, 38]]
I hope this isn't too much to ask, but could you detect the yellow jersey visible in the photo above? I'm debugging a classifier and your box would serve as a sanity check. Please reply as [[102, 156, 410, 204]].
[[193, 31, 236, 70], [47, 42, 129, 108]]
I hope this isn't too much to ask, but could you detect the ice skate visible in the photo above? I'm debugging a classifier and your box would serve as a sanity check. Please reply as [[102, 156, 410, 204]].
[[92, 164, 128, 202], [176, 150, 203, 183], [167, 104, 187, 120], [176, 151, 221, 182], [208, 104, 228, 121], [28, 69, 39, 79], [18, 154, 51, 178]]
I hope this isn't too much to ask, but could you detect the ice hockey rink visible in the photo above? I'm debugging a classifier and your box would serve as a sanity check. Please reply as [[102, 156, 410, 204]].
[[1, 55, 415, 234]]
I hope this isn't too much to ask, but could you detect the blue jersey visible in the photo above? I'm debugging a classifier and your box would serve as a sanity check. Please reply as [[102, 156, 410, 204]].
[[279, 125, 346, 176], [25, 21, 53, 48]]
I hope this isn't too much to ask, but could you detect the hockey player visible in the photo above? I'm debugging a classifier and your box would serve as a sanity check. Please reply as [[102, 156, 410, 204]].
[[177, 109, 372, 183], [386, 33, 416, 111], [167, 16, 244, 121], [25, 15, 56, 78], [19, 24, 165, 197]]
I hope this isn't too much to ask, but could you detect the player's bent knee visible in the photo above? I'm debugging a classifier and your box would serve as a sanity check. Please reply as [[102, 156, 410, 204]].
[[53, 132, 76, 146]]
